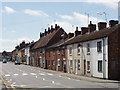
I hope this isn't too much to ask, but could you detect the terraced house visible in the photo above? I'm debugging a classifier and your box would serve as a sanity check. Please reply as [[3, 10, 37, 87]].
[[30, 24, 67, 69], [65, 20, 120, 80]]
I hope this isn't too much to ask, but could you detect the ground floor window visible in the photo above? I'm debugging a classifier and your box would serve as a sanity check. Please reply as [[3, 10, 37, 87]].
[[98, 60, 102, 72], [87, 61, 90, 72], [57, 59, 60, 66], [52, 60, 55, 66], [78, 60, 80, 70], [70, 60, 73, 68]]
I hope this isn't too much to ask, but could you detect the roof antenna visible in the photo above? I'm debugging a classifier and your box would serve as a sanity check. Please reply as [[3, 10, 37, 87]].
[[103, 12, 108, 23], [85, 12, 89, 24]]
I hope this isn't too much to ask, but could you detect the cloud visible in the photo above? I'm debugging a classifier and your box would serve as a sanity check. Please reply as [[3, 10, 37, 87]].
[[0, 37, 34, 52], [23, 9, 48, 17], [85, 0, 118, 8], [4, 6, 16, 13], [57, 13, 73, 20], [55, 12, 104, 33]]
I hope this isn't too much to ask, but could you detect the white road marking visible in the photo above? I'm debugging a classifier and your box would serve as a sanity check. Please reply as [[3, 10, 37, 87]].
[[22, 73, 28, 76], [35, 76, 38, 78], [11, 82, 16, 86], [59, 75, 62, 77], [30, 73, 36, 75], [14, 74, 18, 76], [43, 78, 45, 80], [52, 81, 55, 84], [5, 74, 10, 77], [68, 77, 71, 80], [39, 73, 45, 76], [8, 79, 12, 82], [47, 73, 53, 76]]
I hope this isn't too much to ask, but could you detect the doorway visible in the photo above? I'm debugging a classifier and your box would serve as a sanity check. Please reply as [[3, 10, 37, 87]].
[[84, 59, 86, 75]]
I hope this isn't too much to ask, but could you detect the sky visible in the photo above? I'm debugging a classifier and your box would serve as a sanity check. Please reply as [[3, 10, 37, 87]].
[[0, 0, 119, 52]]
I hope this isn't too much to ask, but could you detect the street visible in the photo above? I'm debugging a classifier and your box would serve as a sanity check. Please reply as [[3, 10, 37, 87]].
[[0, 62, 119, 89]]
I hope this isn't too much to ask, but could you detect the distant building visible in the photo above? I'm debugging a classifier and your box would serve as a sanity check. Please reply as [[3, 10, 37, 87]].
[[2, 51, 12, 60], [0, 52, 3, 61]]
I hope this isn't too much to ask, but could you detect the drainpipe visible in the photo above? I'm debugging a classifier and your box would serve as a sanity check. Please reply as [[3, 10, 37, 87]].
[[103, 38, 106, 79]]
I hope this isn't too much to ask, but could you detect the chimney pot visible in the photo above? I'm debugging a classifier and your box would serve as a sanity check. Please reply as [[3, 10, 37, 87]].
[[48, 27, 50, 34], [76, 27, 78, 31], [75, 28, 81, 36], [90, 21, 92, 24]]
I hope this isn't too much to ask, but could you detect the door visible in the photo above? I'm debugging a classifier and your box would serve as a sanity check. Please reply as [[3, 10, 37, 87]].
[[84, 60, 86, 75]]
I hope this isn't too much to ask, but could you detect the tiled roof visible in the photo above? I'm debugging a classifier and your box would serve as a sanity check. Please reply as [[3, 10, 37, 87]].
[[31, 28, 64, 50], [46, 38, 68, 49], [64, 24, 120, 45]]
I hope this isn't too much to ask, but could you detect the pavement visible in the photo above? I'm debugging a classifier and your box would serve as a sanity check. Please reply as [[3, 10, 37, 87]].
[[29, 65, 119, 83], [1, 62, 120, 89]]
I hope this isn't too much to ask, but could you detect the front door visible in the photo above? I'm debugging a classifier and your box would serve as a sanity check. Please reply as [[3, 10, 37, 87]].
[[84, 60, 86, 75]]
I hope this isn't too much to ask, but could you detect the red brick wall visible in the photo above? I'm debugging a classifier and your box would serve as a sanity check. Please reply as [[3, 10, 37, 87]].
[[108, 27, 120, 80]]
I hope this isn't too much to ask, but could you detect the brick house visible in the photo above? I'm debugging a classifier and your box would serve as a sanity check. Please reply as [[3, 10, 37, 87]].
[[46, 38, 68, 72], [30, 24, 67, 69]]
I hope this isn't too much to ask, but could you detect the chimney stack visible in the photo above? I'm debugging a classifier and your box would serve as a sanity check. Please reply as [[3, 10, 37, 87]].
[[40, 32, 42, 38], [44, 29, 47, 35], [109, 20, 118, 27], [51, 25, 54, 33], [88, 21, 96, 33], [48, 27, 51, 34], [75, 27, 81, 36], [98, 22, 107, 30], [68, 33, 74, 38], [81, 27, 89, 35]]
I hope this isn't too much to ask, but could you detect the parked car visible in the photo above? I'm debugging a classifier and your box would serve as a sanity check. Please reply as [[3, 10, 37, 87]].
[[14, 60, 20, 65], [2, 59, 7, 63]]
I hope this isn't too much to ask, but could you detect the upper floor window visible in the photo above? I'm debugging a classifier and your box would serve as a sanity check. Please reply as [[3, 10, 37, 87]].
[[97, 41, 102, 52], [87, 43, 90, 54], [69, 47, 72, 55], [77, 44, 81, 55]]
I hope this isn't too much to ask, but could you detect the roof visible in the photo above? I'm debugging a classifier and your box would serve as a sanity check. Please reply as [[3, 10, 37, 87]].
[[31, 27, 64, 50], [46, 38, 68, 49], [63, 24, 120, 45]]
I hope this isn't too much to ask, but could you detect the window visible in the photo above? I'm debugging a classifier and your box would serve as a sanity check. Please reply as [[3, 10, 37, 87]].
[[77, 44, 81, 55], [87, 61, 90, 72], [97, 41, 102, 52], [52, 60, 55, 66], [111, 61, 116, 70], [70, 60, 73, 68], [78, 60, 80, 70], [98, 61, 102, 72], [69, 47, 72, 55], [47, 60, 50, 66], [87, 43, 90, 54], [57, 59, 60, 66]]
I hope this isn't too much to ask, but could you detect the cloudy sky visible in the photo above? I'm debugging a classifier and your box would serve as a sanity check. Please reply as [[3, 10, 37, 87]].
[[0, 0, 119, 52]]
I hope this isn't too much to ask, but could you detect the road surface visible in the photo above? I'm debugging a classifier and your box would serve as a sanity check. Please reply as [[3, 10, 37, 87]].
[[0, 62, 119, 89]]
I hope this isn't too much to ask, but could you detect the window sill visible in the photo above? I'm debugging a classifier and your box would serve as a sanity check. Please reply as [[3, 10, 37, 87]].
[[87, 70, 90, 73], [87, 52, 90, 55], [97, 51, 102, 53]]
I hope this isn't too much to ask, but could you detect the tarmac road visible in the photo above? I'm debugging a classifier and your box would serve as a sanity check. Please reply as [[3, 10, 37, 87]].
[[0, 62, 119, 90]]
